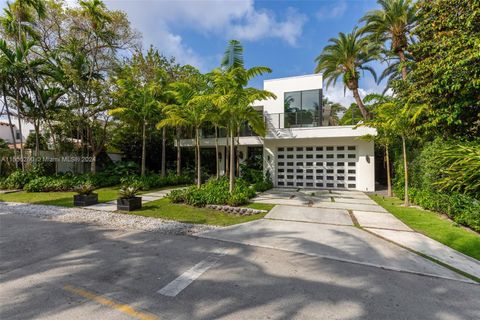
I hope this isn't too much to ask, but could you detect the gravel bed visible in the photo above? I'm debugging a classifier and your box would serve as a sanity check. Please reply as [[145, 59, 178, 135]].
[[0, 202, 218, 235]]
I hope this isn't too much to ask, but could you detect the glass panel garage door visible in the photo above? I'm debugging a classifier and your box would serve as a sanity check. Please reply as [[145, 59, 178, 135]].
[[276, 146, 357, 189]]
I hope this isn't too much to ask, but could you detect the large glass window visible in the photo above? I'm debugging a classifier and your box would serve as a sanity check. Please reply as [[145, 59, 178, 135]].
[[284, 89, 321, 127]]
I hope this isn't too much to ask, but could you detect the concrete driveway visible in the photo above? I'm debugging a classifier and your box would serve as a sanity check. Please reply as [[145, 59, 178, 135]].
[[2, 213, 480, 320], [199, 188, 480, 282]]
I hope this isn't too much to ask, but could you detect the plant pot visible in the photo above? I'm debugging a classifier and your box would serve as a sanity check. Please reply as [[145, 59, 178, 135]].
[[74, 193, 98, 206], [117, 197, 142, 211]]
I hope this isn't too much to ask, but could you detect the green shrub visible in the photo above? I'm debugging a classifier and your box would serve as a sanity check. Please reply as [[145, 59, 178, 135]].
[[168, 188, 187, 203], [168, 177, 256, 207], [409, 187, 480, 232], [253, 171, 273, 192], [75, 182, 95, 195], [120, 172, 193, 191], [3, 170, 36, 189]]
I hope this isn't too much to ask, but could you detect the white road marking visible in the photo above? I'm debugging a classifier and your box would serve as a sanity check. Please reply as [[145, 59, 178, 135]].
[[157, 249, 227, 297]]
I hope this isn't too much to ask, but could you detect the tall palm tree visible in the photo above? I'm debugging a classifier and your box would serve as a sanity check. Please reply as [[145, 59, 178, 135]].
[[110, 78, 162, 176], [360, 0, 417, 81], [0, 38, 44, 169], [315, 27, 380, 120], [211, 66, 276, 193], [158, 80, 209, 188]]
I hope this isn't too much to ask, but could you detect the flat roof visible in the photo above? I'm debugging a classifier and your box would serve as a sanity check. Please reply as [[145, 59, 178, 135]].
[[264, 73, 322, 82]]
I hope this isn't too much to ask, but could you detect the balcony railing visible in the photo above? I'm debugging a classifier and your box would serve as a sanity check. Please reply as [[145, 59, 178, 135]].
[[180, 111, 331, 140], [265, 111, 327, 129]]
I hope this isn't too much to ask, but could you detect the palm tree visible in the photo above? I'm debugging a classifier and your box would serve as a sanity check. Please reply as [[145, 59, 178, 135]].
[[315, 27, 380, 120], [110, 77, 162, 176], [359, 94, 396, 197], [211, 66, 276, 193], [322, 97, 346, 126], [360, 0, 417, 81], [0, 38, 44, 169], [158, 80, 209, 188]]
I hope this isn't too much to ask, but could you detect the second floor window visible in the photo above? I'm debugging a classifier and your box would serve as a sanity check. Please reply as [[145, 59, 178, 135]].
[[284, 89, 322, 127]]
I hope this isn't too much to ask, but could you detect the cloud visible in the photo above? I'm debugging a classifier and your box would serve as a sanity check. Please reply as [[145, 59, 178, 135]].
[[102, 0, 307, 68], [228, 7, 307, 46], [316, 1, 347, 20]]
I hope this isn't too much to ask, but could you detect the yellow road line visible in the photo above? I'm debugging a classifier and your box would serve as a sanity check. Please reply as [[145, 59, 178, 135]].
[[63, 284, 159, 320]]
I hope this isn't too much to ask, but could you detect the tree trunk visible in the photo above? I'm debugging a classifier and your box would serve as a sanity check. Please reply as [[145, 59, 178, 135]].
[[402, 136, 410, 206], [385, 143, 392, 197], [352, 88, 370, 120], [225, 130, 230, 177], [229, 127, 235, 193], [195, 127, 201, 188], [398, 50, 408, 81], [15, 82, 24, 171], [161, 126, 166, 177], [2, 86, 18, 166], [34, 121, 40, 157], [141, 119, 146, 176], [176, 127, 181, 176], [90, 154, 96, 174], [215, 126, 219, 179]]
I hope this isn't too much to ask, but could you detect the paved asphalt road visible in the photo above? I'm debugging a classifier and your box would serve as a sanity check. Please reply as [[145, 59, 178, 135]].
[[1, 213, 479, 320]]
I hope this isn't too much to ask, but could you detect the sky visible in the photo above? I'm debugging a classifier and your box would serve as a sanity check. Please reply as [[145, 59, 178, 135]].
[[1, 0, 387, 107]]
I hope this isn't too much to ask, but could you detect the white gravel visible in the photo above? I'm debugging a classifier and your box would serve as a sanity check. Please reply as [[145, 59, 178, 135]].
[[0, 202, 219, 235]]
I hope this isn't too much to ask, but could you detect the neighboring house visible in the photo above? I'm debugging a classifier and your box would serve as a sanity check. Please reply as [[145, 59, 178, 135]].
[[0, 114, 37, 147], [180, 74, 376, 192]]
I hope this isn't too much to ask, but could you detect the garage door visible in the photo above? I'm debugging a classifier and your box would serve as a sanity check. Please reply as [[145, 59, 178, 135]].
[[276, 146, 357, 189]]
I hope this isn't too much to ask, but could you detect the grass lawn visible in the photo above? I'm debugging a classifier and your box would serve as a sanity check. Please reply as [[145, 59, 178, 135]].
[[121, 198, 274, 226], [370, 194, 480, 261], [0, 186, 175, 207]]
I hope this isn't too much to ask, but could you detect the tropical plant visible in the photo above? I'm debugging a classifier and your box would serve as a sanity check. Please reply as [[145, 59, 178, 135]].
[[359, 94, 396, 197], [119, 183, 140, 199], [158, 77, 209, 188], [393, 0, 480, 139], [360, 0, 417, 81], [433, 142, 480, 197], [212, 40, 276, 192], [75, 181, 95, 195], [315, 27, 380, 120], [110, 50, 166, 176]]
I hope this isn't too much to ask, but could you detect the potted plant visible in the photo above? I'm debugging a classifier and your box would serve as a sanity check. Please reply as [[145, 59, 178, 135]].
[[117, 183, 142, 211], [73, 182, 98, 206]]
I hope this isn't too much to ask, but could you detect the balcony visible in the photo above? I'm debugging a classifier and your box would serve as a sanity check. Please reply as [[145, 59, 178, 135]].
[[265, 111, 326, 128]]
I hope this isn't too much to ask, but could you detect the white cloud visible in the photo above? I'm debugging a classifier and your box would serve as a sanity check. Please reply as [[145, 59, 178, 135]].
[[102, 0, 307, 68], [228, 7, 307, 46], [316, 1, 347, 20]]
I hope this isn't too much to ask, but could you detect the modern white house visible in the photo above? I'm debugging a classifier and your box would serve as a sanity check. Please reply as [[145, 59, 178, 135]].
[[180, 74, 377, 192]]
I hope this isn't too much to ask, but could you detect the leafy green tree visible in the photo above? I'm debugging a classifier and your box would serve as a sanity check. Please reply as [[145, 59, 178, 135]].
[[315, 28, 380, 119], [110, 49, 167, 176], [158, 79, 210, 188], [25, 132, 47, 151], [212, 40, 276, 192], [360, 0, 417, 81], [339, 103, 365, 125], [395, 0, 480, 139], [359, 94, 397, 197], [0, 38, 44, 169]]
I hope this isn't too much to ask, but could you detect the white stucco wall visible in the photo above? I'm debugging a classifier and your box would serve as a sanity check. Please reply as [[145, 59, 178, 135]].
[[259, 74, 323, 117], [0, 116, 38, 144]]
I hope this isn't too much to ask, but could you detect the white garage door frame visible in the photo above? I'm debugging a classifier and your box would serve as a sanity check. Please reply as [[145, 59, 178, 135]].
[[275, 145, 357, 189]]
